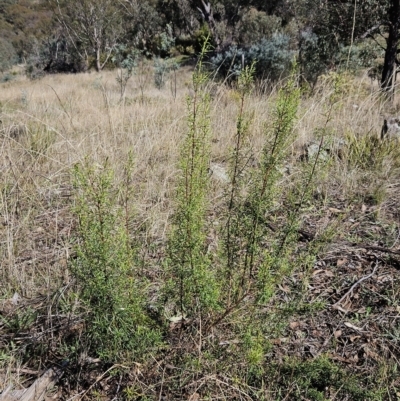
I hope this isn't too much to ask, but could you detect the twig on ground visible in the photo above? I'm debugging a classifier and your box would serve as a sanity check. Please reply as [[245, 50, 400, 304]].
[[352, 243, 400, 256], [332, 261, 379, 310], [80, 364, 128, 400]]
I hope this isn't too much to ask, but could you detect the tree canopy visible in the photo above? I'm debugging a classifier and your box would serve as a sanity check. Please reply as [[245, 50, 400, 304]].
[[0, 0, 399, 91]]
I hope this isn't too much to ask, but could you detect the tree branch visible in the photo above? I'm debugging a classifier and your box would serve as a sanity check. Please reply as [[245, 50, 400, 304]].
[[360, 23, 382, 39]]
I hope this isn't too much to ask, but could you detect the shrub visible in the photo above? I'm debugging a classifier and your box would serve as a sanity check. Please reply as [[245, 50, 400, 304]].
[[157, 23, 175, 57], [165, 40, 220, 317], [210, 33, 295, 83], [71, 160, 160, 362], [154, 58, 179, 90], [336, 40, 384, 72], [26, 37, 85, 78], [279, 356, 376, 401], [0, 38, 17, 72], [298, 29, 328, 89], [1, 73, 15, 83], [112, 45, 139, 101], [238, 8, 282, 45], [297, 28, 375, 90]]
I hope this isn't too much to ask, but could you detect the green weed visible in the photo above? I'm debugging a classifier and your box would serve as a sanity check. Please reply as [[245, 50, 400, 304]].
[[71, 159, 161, 362]]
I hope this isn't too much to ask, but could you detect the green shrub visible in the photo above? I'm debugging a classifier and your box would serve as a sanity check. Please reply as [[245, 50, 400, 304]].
[[278, 356, 377, 401], [210, 34, 294, 83], [71, 160, 160, 362], [0, 38, 17, 72], [238, 8, 282, 45], [165, 39, 220, 317], [1, 73, 15, 83], [112, 45, 139, 101], [246, 68, 301, 303]]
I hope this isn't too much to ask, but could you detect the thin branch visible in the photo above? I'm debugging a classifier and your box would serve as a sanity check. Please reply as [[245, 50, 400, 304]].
[[332, 261, 378, 309], [360, 23, 382, 39], [79, 364, 128, 400], [369, 34, 387, 51], [352, 243, 400, 255]]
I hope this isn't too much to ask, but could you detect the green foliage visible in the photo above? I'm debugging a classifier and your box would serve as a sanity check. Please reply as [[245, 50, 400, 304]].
[[0, 38, 17, 72], [193, 24, 212, 54], [278, 356, 378, 401], [214, 65, 310, 381], [1, 307, 37, 332], [337, 41, 384, 72], [243, 327, 268, 370], [166, 39, 220, 317], [248, 68, 301, 303], [112, 45, 139, 101], [238, 8, 282, 45], [157, 23, 175, 57], [120, 0, 163, 54], [153, 32, 179, 92], [299, 30, 329, 89], [71, 160, 160, 362], [210, 34, 295, 83], [221, 62, 256, 305]]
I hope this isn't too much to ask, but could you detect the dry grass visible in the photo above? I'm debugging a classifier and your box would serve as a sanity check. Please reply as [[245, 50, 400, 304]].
[[1, 65, 400, 400]]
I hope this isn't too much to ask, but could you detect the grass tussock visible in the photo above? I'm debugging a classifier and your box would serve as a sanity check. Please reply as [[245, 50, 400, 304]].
[[1, 64, 400, 400]]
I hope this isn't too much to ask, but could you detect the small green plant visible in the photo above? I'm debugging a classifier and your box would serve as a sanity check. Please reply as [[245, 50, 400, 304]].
[[221, 61, 256, 306], [153, 24, 178, 90], [1, 307, 37, 332], [243, 328, 267, 370], [154, 58, 169, 89], [1, 73, 15, 83], [278, 356, 377, 401], [165, 38, 220, 318], [113, 45, 139, 102], [154, 58, 179, 90], [246, 67, 301, 303], [71, 159, 160, 362]]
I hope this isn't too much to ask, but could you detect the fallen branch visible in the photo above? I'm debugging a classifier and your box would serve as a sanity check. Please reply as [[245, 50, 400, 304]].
[[357, 243, 400, 256], [332, 261, 378, 310], [79, 365, 128, 400], [0, 366, 64, 401]]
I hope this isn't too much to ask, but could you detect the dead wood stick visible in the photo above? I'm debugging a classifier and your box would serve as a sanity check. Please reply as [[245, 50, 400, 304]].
[[0, 368, 39, 375], [332, 261, 378, 310], [74, 364, 128, 401], [352, 243, 400, 255], [0, 366, 63, 401]]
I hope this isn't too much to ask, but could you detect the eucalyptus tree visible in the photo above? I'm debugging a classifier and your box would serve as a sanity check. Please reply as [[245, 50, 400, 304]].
[[48, 0, 122, 71], [293, 0, 400, 95]]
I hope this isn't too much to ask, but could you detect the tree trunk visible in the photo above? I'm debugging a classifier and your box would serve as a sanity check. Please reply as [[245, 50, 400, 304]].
[[381, 0, 400, 97], [96, 47, 101, 72], [198, 0, 221, 50]]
